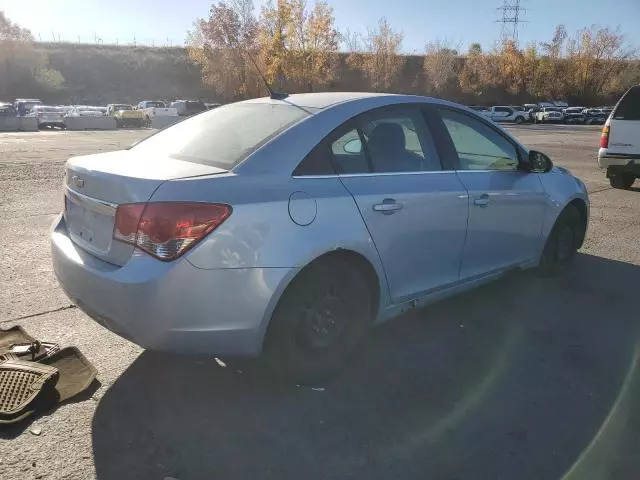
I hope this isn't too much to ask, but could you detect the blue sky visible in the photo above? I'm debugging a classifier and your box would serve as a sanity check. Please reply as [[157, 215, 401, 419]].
[[1, 0, 639, 52]]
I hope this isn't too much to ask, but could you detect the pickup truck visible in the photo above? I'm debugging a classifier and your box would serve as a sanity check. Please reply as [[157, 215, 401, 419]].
[[136, 101, 178, 126], [534, 107, 564, 123], [107, 104, 145, 127]]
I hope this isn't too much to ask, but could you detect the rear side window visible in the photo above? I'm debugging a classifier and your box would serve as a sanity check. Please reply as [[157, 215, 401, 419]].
[[613, 86, 640, 120], [132, 103, 310, 169]]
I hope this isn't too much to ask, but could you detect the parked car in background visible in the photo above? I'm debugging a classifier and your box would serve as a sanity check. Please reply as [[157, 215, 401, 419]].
[[535, 107, 564, 123], [107, 104, 145, 127], [171, 100, 208, 117], [32, 105, 66, 129], [14, 98, 42, 116], [598, 85, 640, 189], [137, 100, 178, 126], [484, 106, 528, 124], [52, 92, 589, 382], [562, 107, 586, 124], [599, 107, 614, 118], [0, 102, 18, 117], [67, 106, 106, 117], [583, 108, 607, 125]]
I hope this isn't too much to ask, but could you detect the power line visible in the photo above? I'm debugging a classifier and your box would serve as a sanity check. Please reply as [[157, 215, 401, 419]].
[[497, 0, 526, 44]]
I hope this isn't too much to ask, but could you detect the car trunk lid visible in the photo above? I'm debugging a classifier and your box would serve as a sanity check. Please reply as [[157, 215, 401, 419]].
[[64, 150, 226, 265]]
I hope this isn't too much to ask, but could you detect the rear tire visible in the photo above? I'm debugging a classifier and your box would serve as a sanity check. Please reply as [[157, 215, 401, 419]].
[[538, 205, 583, 276], [609, 173, 635, 190], [264, 258, 372, 384]]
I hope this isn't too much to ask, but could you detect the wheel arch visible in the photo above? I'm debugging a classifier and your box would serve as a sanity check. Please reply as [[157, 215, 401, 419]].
[[255, 248, 384, 353], [566, 198, 588, 248]]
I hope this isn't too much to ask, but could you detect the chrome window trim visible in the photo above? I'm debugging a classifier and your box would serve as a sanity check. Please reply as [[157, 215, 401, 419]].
[[293, 170, 458, 179]]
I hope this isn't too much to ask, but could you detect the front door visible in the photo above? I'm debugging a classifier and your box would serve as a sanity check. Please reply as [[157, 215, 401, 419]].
[[334, 106, 469, 303], [436, 107, 546, 280]]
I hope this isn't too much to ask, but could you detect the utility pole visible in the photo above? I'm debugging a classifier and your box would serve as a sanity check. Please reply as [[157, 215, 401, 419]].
[[497, 0, 526, 45]]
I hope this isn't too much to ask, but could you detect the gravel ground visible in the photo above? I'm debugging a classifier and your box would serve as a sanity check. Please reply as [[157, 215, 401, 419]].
[[1, 125, 639, 480]]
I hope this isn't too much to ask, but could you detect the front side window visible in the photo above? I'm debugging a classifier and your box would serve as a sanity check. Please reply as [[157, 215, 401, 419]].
[[438, 108, 520, 171]]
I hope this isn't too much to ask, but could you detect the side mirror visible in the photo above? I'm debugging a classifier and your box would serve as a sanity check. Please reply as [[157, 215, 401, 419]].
[[526, 150, 553, 173]]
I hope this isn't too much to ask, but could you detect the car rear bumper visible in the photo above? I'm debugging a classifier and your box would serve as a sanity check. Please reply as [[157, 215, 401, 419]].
[[51, 215, 292, 356], [598, 150, 640, 170]]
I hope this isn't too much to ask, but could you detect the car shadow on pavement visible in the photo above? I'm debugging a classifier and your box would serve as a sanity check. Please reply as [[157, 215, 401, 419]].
[[92, 253, 640, 480]]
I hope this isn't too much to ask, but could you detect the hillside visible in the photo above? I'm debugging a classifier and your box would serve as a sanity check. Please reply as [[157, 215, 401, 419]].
[[35, 42, 215, 104]]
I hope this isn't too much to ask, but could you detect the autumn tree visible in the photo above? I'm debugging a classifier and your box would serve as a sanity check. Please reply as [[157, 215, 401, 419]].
[[565, 26, 633, 103], [346, 18, 405, 92], [258, 0, 339, 92], [187, 0, 261, 100], [423, 40, 459, 94], [0, 11, 65, 98]]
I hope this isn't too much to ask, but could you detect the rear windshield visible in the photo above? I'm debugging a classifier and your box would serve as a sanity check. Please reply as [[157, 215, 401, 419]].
[[131, 103, 310, 169], [613, 86, 640, 120]]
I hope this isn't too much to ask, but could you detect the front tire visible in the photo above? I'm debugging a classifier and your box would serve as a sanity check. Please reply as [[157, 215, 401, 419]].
[[539, 205, 583, 276], [609, 173, 635, 190], [515, 116, 524, 124], [264, 258, 372, 384]]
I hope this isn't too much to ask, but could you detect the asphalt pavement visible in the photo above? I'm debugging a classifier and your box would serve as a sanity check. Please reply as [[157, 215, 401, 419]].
[[1, 125, 639, 480]]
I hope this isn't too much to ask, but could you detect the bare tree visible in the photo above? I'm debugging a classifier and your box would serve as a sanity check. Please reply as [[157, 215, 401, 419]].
[[347, 17, 405, 92], [423, 40, 459, 94], [187, 0, 261, 100]]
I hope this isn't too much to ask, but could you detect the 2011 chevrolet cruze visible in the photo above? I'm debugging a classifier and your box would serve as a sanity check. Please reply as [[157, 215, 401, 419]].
[[52, 92, 589, 382]]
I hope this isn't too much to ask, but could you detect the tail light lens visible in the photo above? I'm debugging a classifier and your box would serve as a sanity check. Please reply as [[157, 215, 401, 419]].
[[600, 125, 610, 148], [114, 202, 231, 261]]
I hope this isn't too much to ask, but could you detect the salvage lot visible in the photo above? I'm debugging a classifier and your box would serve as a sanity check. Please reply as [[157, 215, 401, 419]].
[[1, 125, 640, 479]]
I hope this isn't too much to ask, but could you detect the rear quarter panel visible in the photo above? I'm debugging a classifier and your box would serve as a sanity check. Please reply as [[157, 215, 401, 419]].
[[149, 173, 391, 313]]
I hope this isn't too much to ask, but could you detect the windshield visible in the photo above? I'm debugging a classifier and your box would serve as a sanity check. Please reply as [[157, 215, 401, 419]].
[[131, 103, 310, 169], [114, 105, 132, 111], [145, 101, 165, 108]]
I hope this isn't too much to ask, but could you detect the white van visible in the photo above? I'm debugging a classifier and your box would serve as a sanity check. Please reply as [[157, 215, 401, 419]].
[[598, 85, 640, 189]]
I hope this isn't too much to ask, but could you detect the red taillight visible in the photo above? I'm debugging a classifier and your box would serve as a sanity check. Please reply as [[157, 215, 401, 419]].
[[114, 202, 231, 261], [600, 125, 610, 148]]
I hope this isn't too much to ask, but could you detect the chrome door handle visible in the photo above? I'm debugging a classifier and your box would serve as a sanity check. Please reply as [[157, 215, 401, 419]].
[[373, 199, 403, 214], [473, 194, 490, 207]]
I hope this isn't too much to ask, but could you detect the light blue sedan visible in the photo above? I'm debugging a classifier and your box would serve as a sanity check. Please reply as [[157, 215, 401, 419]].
[[51, 92, 589, 382]]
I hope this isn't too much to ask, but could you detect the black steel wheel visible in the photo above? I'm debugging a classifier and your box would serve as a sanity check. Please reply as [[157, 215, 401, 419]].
[[264, 257, 372, 384]]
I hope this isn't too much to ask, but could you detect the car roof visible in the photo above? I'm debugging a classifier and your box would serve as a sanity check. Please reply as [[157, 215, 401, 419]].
[[240, 92, 403, 110]]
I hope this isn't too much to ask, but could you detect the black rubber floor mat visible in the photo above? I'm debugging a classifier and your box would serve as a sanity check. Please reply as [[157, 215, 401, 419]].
[[0, 326, 35, 353], [40, 347, 97, 402], [0, 360, 59, 424], [0, 327, 61, 362]]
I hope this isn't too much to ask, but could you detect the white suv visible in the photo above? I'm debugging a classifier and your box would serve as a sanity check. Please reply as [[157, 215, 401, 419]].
[[598, 85, 640, 189]]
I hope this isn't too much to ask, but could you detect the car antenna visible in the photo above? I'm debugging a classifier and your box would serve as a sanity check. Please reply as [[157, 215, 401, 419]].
[[245, 52, 289, 100]]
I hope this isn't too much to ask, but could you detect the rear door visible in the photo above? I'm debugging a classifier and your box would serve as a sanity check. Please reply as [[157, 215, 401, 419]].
[[608, 85, 640, 156], [335, 105, 469, 303], [433, 107, 546, 280]]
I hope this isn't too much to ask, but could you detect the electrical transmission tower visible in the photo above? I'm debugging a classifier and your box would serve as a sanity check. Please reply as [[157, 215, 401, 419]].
[[497, 0, 526, 44]]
